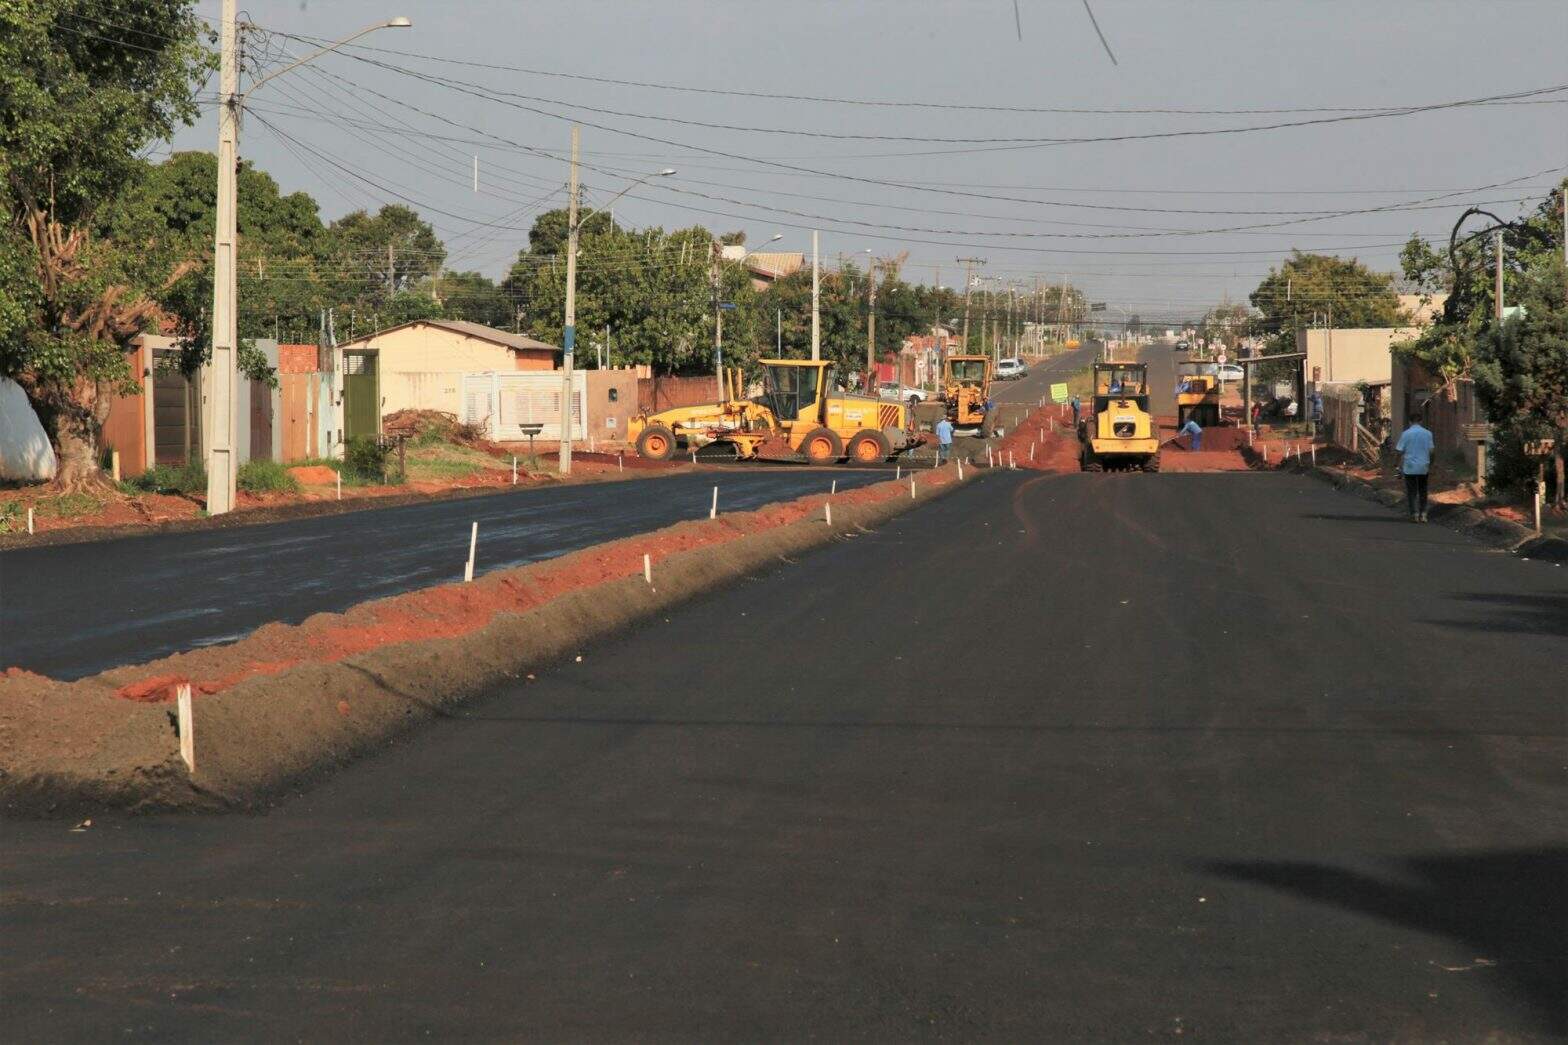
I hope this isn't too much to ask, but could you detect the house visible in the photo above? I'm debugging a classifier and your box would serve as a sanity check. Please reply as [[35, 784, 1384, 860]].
[[1297, 326, 1423, 387], [334, 319, 562, 427], [720, 245, 806, 291]]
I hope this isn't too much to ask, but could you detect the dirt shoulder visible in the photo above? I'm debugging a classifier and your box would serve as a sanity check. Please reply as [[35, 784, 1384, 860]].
[[1, 458, 991, 817]]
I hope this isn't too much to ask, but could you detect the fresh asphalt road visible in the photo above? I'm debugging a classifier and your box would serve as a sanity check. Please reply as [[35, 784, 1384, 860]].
[[5, 468, 1564, 1040], [992, 341, 1099, 405], [0, 468, 880, 680]]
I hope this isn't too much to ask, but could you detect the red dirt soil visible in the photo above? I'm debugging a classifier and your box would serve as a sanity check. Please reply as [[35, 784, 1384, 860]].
[[102, 466, 964, 705]]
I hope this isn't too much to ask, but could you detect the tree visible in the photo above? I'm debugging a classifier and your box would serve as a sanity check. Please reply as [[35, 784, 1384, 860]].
[[1249, 251, 1403, 351], [434, 270, 514, 329], [1399, 184, 1568, 496], [0, 0, 210, 485], [328, 205, 444, 309]]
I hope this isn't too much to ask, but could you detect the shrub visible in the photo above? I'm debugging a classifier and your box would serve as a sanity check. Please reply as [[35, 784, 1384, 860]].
[[237, 459, 301, 494], [343, 436, 390, 482], [127, 462, 207, 495]]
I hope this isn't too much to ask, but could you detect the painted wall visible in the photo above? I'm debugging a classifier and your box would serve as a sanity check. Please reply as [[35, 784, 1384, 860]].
[[1296, 327, 1420, 386], [345, 325, 554, 418], [585, 368, 639, 446]]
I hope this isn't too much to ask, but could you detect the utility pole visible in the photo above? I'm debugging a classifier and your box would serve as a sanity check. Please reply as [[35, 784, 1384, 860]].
[[712, 241, 724, 391], [203, 0, 240, 515], [956, 257, 985, 352], [810, 230, 821, 361], [558, 125, 580, 475], [386, 241, 395, 299], [866, 257, 878, 388], [1494, 229, 1505, 320], [776, 308, 782, 355]]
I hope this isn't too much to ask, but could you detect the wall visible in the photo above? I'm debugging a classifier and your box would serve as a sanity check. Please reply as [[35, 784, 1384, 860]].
[[585, 368, 639, 446], [638, 374, 720, 413], [1394, 358, 1480, 456], [100, 338, 154, 475], [1296, 327, 1419, 386], [512, 348, 556, 371], [347, 325, 520, 417]]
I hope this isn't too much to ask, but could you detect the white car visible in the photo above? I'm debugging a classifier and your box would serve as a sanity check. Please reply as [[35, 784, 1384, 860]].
[[878, 382, 927, 404], [1216, 364, 1245, 383], [994, 358, 1027, 381]]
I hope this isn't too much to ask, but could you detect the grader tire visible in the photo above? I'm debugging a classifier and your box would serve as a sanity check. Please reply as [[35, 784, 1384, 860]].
[[846, 430, 891, 464], [636, 424, 677, 461], [800, 427, 844, 464], [1081, 451, 1104, 473]]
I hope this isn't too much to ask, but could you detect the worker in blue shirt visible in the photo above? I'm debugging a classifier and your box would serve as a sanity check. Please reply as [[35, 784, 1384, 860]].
[[1394, 410, 1435, 522], [934, 417, 954, 464], [1179, 417, 1203, 451]]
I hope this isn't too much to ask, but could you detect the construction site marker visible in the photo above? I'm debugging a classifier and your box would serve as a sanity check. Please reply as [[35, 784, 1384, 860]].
[[336, 472, 342, 500], [957, 459, 964, 480], [830, 478, 837, 495], [710, 485, 718, 519], [176, 682, 194, 772], [26, 507, 33, 535], [643, 553, 652, 584], [511, 456, 518, 484], [824, 502, 833, 526], [910, 477, 916, 499], [463, 522, 478, 582]]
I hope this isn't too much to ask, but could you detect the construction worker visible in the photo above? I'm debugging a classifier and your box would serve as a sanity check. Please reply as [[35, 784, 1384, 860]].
[[1070, 395, 1082, 425], [935, 417, 954, 464], [1180, 417, 1203, 452]]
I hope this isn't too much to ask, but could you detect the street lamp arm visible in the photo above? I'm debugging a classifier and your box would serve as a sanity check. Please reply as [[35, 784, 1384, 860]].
[[575, 168, 676, 228], [239, 18, 411, 102]]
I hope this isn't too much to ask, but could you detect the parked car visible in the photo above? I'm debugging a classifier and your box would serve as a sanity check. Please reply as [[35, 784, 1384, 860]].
[[994, 358, 1027, 381], [877, 382, 927, 404], [1215, 363, 1245, 383]]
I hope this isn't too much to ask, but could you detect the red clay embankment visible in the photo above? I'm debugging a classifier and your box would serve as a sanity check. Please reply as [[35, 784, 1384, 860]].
[[1, 463, 980, 816]]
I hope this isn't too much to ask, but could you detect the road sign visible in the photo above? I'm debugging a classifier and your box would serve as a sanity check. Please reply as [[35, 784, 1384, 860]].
[[1050, 382, 1070, 404], [1089, 302, 1107, 312]]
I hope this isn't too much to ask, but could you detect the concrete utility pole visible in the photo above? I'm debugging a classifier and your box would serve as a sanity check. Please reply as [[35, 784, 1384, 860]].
[[810, 230, 821, 361], [205, 9, 411, 513], [386, 241, 395, 299], [559, 125, 580, 475], [956, 257, 985, 352], [712, 240, 724, 392], [205, 0, 240, 515]]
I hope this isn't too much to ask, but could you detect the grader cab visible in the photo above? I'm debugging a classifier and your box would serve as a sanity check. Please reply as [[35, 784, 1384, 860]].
[[1175, 359, 1222, 428], [942, 354, 992, 430], [627, 359, 914, 464]]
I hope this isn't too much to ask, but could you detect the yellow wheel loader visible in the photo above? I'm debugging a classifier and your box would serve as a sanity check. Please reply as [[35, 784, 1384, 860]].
[[942, 354, 993, 433], [626, 359, 916, 464], [1078, 361, 1161, 472]]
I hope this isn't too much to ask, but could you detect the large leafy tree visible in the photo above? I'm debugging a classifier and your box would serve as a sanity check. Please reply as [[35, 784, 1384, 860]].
[[1249, 251, 1404, 351], [1, 0, 210, 485], [1399, 184, 1567, 496], [328, 204, 444, 308], [434, 270, 513, 329]]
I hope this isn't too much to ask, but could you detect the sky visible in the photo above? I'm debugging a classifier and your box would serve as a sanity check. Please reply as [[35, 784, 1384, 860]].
[[169, 0, 1568, 324]]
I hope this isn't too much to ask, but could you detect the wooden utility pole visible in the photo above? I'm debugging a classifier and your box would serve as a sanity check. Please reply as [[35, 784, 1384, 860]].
[[1494, 229, 1505, 320], [558, 125, 580, 475], [956, 257, 985, 352]]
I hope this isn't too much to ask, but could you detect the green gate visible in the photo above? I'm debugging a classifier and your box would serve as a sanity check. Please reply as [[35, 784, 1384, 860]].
[[343, 351, 379, 440]]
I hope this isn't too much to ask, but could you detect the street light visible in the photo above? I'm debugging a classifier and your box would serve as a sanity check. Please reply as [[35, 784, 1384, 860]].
[[205, 4, 411, 515], [559, 142, 675, 475]]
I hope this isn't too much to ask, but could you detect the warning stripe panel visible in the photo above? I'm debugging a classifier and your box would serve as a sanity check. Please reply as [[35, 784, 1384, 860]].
[[878, 404, 899, 428]]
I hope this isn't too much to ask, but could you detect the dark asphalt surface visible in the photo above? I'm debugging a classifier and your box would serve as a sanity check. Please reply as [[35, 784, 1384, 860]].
[[0, 469, 880, 680], [5, 468, 1564, 1039], [991, 342, 1100, 406]]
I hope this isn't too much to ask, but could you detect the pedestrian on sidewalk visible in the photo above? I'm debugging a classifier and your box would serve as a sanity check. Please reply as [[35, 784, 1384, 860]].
[[1394, 409, 1435, 522], [935, 417, 954, 464], [1180, 417, 1203, 451], [1070, 395, 1081, 426]]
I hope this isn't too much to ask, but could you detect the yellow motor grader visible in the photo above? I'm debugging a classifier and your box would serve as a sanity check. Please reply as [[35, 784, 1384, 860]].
[[627, 359, 916, 464], [1175, 359, 1222, 428], [942, 354, 993, 432]]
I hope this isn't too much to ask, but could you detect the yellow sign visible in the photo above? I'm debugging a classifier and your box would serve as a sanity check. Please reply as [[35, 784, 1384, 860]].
[[1050, 382, 1070, 403]]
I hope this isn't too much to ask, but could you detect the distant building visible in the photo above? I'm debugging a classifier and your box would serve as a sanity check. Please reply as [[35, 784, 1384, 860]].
[[720, 244, 807, 291]]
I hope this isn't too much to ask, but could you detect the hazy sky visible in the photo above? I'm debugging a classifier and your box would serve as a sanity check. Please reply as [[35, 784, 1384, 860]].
[[172, 0, 1568, 322]]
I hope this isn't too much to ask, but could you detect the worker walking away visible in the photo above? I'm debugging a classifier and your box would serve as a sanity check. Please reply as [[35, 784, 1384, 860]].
[[1394, 409, 1435, 522], [1070, 394, 1081, 426], [935, 417, 954, 464], [1180, 417, 1203, 452]]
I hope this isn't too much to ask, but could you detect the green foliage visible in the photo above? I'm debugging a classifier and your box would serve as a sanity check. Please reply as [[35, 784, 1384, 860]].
[[435, 270, 513, 328], [329, 205, 445, 304], [342, 436, 391, 482], [236, 459, 300, 494], [1249, 251, 1403, 352], [127, 461, 207, 495]]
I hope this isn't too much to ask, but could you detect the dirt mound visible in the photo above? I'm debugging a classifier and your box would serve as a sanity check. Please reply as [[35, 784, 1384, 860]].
[[288, 465, 338, 486]]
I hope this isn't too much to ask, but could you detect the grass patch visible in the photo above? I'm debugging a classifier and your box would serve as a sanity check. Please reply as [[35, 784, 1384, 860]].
[[126, 462, 207, 496], [405, 442, 507, 483], [1065, 365, 1095, 399], [237, 459, 301, 495]]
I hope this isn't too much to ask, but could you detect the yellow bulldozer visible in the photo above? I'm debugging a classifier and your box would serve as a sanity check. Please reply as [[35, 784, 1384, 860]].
[[1078, 360, 1160, 472], [942, 354, 993, 432], [627, 358, 916, 465], [1175, 359, 1222, 428]]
